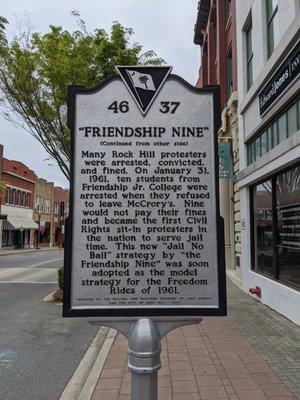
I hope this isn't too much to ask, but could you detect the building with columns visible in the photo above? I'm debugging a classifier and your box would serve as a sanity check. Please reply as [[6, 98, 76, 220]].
[[52, 186, 69, 247]]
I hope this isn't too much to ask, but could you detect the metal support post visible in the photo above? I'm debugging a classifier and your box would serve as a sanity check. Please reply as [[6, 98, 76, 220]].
[[20, 227, 24, 249], [88, 316, 202, 400], [128, 319, 161, 400], [36, 214, 41, 250]]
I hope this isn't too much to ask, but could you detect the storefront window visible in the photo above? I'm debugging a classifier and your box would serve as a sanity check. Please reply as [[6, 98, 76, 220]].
[[251, 141, 256, 162], [272, 121, 278, 146], [252, 180, 273, 276], [261, 131, 267, 156], [287, 103, 297, 137], [278, 114, 287, 142], [276, 165, 300, 288], [251, 164, 300, 290], [255, 137, 261, 160], [247, 96, 300, 165], [266, 126, 273, 151]]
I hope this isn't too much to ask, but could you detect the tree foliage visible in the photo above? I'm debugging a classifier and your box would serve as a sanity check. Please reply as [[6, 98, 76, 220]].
[[0, 13, 164, 180]]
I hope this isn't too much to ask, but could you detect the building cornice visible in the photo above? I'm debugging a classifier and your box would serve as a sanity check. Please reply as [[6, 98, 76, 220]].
[[5, 184, 31, 193], [194, 0, 211, 45], [237, 131, 300, 187], [3, 171, 36, 184], [244, 79, 300, 143]]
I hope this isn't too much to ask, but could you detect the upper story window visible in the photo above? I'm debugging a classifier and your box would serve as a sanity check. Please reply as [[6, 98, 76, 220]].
[[226, 48, 233, 100], [35, 196, 41, 212], [44, 199, 51, 214], [201, 41, 208, 86], [35, 196, 45, 212], [6, 187, 30, 207], [245, 17, 253, 91], [225, 0, 232, 22], [54, 202, 59, 215], [266, 0, 279, 58]]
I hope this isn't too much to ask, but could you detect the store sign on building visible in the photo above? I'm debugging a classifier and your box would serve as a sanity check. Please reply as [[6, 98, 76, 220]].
[[63, 66, 226, 318], [259, 41, 300, 115], [218, 142, 232, 179]]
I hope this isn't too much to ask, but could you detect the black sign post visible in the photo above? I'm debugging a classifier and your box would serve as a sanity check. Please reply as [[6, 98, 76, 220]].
[[63, 66, 226, 400]]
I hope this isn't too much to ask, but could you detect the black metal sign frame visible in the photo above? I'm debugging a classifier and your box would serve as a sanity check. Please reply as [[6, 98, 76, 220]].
[[63, 73, 226, 318]]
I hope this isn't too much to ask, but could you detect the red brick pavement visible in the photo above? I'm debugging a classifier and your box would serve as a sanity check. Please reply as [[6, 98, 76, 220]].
[[92, 317, 297, 400]]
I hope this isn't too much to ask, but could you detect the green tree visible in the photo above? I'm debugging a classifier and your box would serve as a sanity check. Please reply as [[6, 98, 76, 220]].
[[0, 13, 164, 180]]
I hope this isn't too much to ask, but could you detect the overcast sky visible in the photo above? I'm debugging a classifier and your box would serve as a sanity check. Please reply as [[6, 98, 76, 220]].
[[0, 0, 200, 188]]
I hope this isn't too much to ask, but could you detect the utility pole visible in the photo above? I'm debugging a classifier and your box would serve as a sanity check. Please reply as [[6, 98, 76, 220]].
[[36, 213, 41, 250]]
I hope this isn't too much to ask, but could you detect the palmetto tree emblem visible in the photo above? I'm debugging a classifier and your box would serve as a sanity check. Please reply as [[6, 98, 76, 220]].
[[138, 75, 149, 89]]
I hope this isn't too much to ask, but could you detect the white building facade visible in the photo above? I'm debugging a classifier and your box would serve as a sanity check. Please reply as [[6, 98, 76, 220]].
[[235, 0, 300, 324]]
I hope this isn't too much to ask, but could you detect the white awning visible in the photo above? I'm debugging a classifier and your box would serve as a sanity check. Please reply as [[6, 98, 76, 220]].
[[6, 216, 38, 230]]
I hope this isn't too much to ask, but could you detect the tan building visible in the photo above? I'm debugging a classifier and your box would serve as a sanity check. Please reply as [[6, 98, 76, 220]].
[[219, 95, 241, 286], [33, 177, 54, 247], [53, 186, 69, 247]]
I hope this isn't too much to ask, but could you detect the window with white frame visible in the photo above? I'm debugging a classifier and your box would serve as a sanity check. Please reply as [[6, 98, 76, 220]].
[[35, 196, 41, 211], [244, 15, 253, 91], [5, 187, 31, 207], [266, 0, 279, 58], [44, 199, 51, 214], [54, 202, 59, 214]]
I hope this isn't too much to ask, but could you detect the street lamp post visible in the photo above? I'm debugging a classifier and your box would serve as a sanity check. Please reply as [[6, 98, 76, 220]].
[[20, 226, 24, 249], [36, 214, 41, 250]]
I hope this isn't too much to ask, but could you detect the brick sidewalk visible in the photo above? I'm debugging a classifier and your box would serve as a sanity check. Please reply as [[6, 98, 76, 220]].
[[227, 282, 300, 398], [91, 280, 300, 400], [92, 317, 297, 400]]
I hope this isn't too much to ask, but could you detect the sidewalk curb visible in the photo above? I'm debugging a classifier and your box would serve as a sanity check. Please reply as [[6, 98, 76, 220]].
[[0, 247, 63, 257], [78, 328, 118, 400], [59, 327, 117, 400], [43, 291, 56, 302]]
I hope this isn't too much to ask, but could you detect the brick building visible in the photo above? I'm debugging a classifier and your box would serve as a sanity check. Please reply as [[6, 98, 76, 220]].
[[194, 0, 241, 282], [0, 145, 37, 249], [33, 177, 54, 247], [53, 186, 69, 247]]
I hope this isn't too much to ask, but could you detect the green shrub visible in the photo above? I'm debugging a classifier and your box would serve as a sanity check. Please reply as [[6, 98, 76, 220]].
[[58, 267, 64, 289]]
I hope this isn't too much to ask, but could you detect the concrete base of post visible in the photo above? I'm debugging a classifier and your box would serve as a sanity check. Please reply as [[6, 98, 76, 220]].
[[88, 316, 202, 400]]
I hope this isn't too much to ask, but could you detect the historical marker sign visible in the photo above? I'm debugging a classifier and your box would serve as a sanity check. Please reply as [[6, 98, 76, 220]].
[[63, 66, 226, 317]]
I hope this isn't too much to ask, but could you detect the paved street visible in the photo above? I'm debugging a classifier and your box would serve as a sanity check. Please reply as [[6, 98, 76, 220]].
[[0, 251, 105, 400], [0, 249, 63, 283]]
